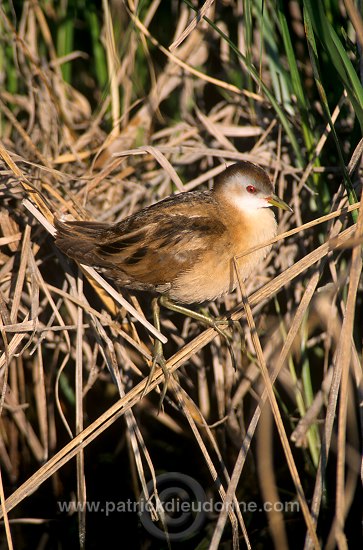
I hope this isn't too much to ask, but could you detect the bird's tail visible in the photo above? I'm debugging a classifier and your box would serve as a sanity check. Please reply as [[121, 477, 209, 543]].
[[54, 217, 110, 266]]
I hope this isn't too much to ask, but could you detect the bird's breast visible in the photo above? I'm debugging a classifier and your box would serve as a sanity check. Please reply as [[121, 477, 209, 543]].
[[231, 207, 277, 279], [167, 208, 277, 303]]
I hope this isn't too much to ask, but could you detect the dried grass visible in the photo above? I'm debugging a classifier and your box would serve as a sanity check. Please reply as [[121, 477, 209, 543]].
[[0, 1, 362, 549]]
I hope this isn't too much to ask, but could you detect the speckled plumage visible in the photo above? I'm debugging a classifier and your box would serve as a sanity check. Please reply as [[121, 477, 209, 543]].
[[55, 161, 291, 303]]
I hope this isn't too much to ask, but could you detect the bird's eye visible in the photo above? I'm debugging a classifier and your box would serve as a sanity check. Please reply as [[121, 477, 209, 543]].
[[246, 185, 257, 194]]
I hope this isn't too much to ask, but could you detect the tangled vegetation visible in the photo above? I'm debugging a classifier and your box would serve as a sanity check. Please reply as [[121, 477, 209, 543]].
[[0, 1, 362, 548]]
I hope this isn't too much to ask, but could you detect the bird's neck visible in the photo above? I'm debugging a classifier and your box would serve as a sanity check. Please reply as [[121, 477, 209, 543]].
[[217, 195, 277, 251]]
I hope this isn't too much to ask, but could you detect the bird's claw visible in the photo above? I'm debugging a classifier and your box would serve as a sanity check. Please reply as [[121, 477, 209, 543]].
[[142, 351, 169, 413], [211, 322, 237, 372]]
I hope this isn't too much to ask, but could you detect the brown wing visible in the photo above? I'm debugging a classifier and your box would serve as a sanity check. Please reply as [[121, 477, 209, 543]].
[[54, 191, 227, 292]]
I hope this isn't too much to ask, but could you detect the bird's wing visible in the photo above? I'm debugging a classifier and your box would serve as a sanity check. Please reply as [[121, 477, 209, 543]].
[[54, 193, 227, 289]]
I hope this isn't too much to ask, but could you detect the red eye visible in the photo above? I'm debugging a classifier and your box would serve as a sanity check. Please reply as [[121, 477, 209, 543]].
[[246, 185, 257, 194]]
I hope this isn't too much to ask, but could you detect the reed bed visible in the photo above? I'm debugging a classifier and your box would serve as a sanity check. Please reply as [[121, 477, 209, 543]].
[[0, 1, 362, 549]]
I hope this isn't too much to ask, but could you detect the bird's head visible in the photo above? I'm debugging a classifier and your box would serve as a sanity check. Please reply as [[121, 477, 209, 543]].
[[213, 161, 292, 213]]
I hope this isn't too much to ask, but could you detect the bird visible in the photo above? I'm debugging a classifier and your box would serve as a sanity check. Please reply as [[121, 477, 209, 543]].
[[54, 161, 292, 406]]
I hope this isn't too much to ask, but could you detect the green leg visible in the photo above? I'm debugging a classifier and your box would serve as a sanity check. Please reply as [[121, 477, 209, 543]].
[[160, 296, 237, 371], [142, 296, 170, 412]]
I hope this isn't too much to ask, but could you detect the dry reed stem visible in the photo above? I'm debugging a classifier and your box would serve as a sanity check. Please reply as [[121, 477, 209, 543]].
[[0, 465, 14, 550], [210, 268, 322, 550], [303, 141, 363, 550], [75, 273, 86, 548], [1, 4, 361, 546], [169, 0, 215, 51], [229, 265, 319, 548], [333, 188, 363, 546], [257, 406, 289, 550], [170, 380, 246, 549], [0, 221, 356, 519], [129, 9, 247, 98]]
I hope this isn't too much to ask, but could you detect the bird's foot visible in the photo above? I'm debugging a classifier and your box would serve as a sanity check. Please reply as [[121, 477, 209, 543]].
[[160, 297, 238, 372], [210, 320, 237, 372], [193, 309, 237, 371], [142, 351, 170, 413], [140, 297, 170, 412]]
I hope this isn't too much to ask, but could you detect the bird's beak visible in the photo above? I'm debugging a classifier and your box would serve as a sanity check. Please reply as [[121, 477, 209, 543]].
[[267, 194, 293, 212]]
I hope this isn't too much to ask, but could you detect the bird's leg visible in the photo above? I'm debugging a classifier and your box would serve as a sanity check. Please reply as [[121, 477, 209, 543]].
[[159, 296, 237, 371], [142, 296, 170, 411]]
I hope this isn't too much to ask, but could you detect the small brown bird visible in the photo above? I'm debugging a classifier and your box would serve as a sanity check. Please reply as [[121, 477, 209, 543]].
[[55, 161, 291, 404]]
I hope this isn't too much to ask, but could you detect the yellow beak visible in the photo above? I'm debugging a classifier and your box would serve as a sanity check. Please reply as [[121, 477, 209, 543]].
[[267, 194, 293, 212]]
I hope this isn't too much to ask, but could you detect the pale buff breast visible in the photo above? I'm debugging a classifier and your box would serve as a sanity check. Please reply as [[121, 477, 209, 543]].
[[169, 207, 277, 303], [232, 207, 277, 280]]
